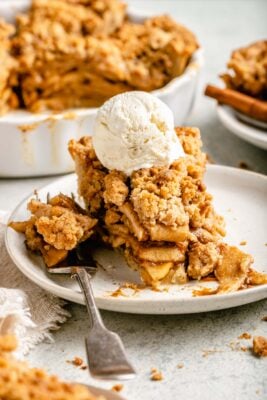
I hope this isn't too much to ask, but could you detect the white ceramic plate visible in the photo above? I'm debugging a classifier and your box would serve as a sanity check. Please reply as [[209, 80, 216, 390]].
[[5, 165, 267, 314], [217, 105, 267, 150]]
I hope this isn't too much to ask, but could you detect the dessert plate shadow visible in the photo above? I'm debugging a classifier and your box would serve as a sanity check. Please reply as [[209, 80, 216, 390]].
[[5, 165, 267, 314], [217, 105, 267, 150]]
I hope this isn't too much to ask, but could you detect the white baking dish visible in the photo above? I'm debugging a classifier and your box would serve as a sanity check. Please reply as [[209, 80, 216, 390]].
[[0, 2, 204, 177]]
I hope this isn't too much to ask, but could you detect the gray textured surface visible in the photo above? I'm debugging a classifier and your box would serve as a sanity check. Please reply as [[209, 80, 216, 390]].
[[27, 301, 267, 400], [0, 1, 267, 399]]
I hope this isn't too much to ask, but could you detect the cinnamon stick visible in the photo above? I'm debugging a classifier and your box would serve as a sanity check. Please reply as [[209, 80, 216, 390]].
[[205, 85, 267, 122]]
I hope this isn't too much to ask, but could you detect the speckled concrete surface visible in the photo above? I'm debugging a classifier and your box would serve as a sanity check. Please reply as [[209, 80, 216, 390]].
[[27, 301, 267, 400], [1, 1, 267, 399]]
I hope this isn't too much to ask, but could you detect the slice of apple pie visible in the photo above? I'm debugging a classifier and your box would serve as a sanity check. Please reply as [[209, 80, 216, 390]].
[[69, 127, 266, 293], [9, 194, 97, 267]]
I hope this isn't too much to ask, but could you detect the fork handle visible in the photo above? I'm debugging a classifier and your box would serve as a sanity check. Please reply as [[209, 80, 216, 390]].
[[73, 267, 104, 330]]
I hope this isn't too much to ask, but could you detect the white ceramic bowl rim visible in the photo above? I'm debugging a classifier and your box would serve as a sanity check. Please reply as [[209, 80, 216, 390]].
[[0, 2, 203, 123]]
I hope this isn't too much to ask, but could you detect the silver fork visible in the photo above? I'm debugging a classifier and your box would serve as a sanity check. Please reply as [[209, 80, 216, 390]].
[[48, 263, 136, 380]]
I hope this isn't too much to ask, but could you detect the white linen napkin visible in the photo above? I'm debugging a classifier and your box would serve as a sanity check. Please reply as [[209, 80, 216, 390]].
[[0, 211, 70, 357]]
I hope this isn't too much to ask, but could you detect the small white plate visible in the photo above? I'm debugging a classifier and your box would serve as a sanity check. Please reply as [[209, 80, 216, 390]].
[[5, 165, 267, 314], [217, 105, 267, 150], [234, 110, 267, 130]]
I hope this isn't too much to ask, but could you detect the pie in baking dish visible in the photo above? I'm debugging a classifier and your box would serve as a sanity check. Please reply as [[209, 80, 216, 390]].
[[0, 0, 198, 114]]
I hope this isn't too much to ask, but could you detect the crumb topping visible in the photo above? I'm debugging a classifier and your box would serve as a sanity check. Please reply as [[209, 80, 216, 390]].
[[104, 171, 129, 206], [0, 19, 18, 115], [221, 40, 267, 99]]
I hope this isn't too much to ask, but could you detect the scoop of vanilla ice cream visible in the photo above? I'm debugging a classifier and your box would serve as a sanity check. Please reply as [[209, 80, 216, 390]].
[[92, 91, 184, 175]]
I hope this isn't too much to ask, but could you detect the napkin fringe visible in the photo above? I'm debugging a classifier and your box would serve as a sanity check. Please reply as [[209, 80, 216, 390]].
[[17, 302, 71, 356], [0, 221, 71, 356]]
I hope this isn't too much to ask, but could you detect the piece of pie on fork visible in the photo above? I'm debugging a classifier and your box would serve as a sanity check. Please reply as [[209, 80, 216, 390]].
[[69, 127, 267, 294]]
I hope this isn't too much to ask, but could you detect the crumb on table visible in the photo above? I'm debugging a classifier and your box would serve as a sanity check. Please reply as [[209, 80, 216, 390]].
[[239, 240, 247, 246], [261, 316, 267, 321], [177, 363, 184, 369], [111, 384, 124, 392], [150, 367, 164, 381], [202, 349, 222, 357], [206, 154, 215, 164], [252, 336, 267, 357]]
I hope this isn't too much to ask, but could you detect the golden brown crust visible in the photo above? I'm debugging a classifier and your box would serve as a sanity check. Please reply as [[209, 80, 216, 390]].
[[0, 335, 105, 399], [221, 40, 267, 99]]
